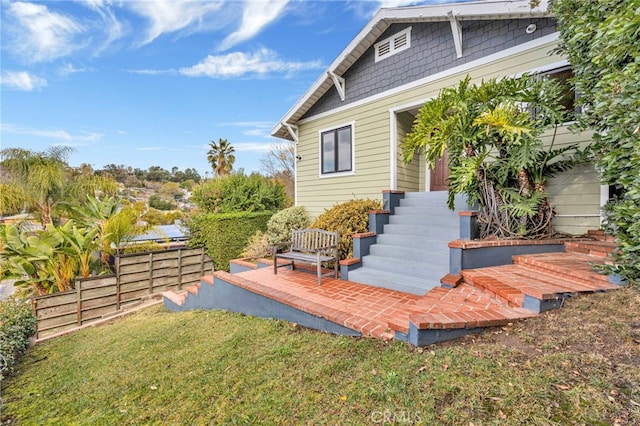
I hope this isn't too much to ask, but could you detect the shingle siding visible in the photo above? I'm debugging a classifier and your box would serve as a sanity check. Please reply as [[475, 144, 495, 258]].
[[303, 18, 557, 119]]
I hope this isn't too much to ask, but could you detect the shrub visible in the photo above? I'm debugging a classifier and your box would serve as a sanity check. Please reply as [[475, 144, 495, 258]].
[[241, 231, 271, 259], [266, 206, 310, 246], [311, 199, 383, 260], [0, 295, 37, 379], [191, 172, 288, 214], [186, 211, 272, 271]]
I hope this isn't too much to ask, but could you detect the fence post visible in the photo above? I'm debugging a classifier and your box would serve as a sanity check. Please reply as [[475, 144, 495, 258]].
[[148, 252, 154, 295], [76, 280, 82, 326], [115, 255, 121, 310], [200, 247, 205, 276], [177, 249, 183, 290], [32, 299, 39, 340]]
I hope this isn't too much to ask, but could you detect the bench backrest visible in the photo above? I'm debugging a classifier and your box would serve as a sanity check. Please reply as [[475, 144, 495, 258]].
[[291, 228, 338, 253]]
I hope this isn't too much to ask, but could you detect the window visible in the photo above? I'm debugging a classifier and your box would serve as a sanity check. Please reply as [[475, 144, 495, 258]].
[[374, 27, 411, 62], [321, 125, 353, 175], [544, 66, 579, 119]]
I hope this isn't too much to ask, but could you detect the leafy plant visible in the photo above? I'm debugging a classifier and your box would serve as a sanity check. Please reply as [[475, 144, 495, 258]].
[[310, 199, 383, 260], [552, 0, 640, 285], [266, 206, 310, 246], [402, 74, 584, 239], [187, 211, 272, 271], [241, 230, 271, 259], [191, 172, 288, 214], [0, 294, 37, 379]]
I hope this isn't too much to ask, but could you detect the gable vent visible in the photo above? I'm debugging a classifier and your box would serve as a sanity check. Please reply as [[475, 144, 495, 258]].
[[375, 26, 411, 63]]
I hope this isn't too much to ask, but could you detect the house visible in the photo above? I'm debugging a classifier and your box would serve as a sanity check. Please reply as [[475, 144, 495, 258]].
[[271, 0, 602, 237], [165, 1, 623, 345]]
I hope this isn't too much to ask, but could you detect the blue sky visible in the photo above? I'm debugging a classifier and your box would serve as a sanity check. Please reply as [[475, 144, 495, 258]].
[[1, 0, 442, 176]]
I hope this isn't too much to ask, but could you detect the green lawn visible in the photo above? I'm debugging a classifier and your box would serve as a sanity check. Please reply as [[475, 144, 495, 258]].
[[3, 287, 639, 425]]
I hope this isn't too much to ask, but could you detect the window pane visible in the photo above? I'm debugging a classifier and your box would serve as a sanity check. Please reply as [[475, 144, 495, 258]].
[[322, 132, 335, 173], [337, 127, 351, 171]]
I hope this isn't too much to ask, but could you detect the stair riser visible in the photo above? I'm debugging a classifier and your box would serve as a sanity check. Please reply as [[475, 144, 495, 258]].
[[361, 256, 448, 277], [376, 234, 452, 248], [369, 245, 449, 262], [389, 215, 459, 226], [393, 206, 458, 216], [382, 224, 459, 239]]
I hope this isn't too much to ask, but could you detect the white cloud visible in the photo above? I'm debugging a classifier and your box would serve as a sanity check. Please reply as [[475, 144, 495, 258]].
[[227, 142, 272, 153], [217, 121, 273, 138], [81, 0, 127, 55], [5, 2, 86, 62], [59, 63, 95, 76], [0, 124, 102, 144], [126, 0, 225, 46], [179, 48, 323, 78], [0, 71, 48, 91], [219, 0, 289, 51]]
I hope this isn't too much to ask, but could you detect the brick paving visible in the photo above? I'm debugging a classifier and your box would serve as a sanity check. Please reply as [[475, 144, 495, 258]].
[[169, 240, 623, 344]]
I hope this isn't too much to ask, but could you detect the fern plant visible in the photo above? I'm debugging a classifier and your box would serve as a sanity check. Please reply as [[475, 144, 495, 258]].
[[403, 74, 585, 239]]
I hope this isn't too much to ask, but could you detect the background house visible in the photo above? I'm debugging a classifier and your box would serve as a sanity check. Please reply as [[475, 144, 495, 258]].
[[271, 0, 602, 236]]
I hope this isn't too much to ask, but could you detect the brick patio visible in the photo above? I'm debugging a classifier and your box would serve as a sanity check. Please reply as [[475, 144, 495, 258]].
[[165, 238, 623, 345]]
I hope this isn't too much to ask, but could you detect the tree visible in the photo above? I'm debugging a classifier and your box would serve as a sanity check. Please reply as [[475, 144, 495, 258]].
[[402, 74, 584, 239], [207, 138, 236, 177], [551, 0, 640, 283], [191, 171, 287, 214], [260, 140, 295, 199], [0, 147, 73, 226]]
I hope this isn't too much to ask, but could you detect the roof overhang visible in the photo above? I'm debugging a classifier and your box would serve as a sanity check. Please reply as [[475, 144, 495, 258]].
[[271, 0, 550, 141]]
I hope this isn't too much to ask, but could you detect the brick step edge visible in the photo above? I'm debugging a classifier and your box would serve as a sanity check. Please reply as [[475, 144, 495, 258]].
[[163, 290, 188, 307], [587, 230, 617, 242], [565, 241, 618, 258], [512, 255, 612, 285], [408, 308, 536, 330], [460, 271, 526, 307]]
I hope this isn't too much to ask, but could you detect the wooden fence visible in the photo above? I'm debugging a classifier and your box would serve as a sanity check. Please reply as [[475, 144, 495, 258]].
[[32, 247, 213, 339]]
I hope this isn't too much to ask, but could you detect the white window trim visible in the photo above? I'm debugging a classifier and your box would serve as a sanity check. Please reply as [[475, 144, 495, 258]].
[[374, 27, 411, 63], [318, 121, 356, 179]]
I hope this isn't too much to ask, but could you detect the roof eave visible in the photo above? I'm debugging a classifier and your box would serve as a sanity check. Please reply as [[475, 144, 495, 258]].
[[271, 0, 551, 140]]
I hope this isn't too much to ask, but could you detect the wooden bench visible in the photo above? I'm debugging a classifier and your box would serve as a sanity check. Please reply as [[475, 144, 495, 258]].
[[273, 228, 339, 285]]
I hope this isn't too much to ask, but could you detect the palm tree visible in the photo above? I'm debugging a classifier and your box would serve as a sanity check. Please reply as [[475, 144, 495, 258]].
[[0, 146, 73, 226], [207, 138, 235, 177]]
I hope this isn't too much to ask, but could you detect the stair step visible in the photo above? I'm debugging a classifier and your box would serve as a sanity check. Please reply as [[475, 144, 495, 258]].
[[361, 255, 449, 278], [389, 214, 459, 226], [347, 268, 440, 295], [376, 234, 453, 249], [162, 290, 187, 307], [512, 252, 614, 286], [369, 244, 449, 263], [382, 224, 459, 239], [587, 229, 617, 242], [565, 241, 617, 258]]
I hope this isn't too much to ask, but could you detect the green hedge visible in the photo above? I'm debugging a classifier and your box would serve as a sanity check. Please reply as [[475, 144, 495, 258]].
[[187, 211, 273, 271], [0, 295, 37, 379]]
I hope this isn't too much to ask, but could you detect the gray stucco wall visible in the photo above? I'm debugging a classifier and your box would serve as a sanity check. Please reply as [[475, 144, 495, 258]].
[[303, 18, 557, 118]]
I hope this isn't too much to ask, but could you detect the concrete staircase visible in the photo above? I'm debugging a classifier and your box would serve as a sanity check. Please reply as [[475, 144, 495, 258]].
[[347, 191, 466, 295], [163, 226, 624, 346]]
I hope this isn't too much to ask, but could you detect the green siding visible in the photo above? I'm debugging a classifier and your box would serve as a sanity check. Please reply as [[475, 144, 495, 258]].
[[294, 37, 601, 232]]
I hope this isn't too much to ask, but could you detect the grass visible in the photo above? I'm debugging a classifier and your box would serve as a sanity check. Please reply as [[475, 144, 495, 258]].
[[2, 287, 640, 425]]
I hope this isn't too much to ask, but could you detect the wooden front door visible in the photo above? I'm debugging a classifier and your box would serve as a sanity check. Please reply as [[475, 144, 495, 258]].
[[429, 150, 449, 191]]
